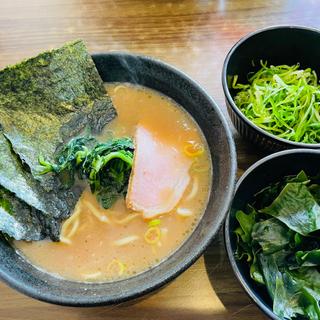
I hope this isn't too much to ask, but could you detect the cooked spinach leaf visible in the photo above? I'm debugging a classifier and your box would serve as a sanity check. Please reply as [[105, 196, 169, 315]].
[[40, 137, 134, 209], [309, 184, 320, 204], [234, 207, 265, 283]]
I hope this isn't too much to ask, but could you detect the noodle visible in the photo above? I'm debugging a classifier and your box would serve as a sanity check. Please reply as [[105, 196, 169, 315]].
[[176, 207, 193, 217], [65, 219, 79, 238], [113, 213, 141, 225], [113, 85, 127, 93], [84, 200, 110, 223], [185, 176, 199, 201], [60, 201, 83, 243], [113, 235, 139, 246], [82, 272, 103, 280], [191, 157, 210, 173], [60, 237, 72, 245], [160, 227, 168, 235]]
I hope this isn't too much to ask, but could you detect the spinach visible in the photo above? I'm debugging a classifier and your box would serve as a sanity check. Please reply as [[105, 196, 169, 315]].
[[40, 136, 134, 209], [234, 171, 320, 319]]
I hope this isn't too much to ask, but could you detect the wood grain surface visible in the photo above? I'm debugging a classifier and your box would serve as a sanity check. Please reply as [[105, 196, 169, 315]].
[[0, 0, 319, 319]]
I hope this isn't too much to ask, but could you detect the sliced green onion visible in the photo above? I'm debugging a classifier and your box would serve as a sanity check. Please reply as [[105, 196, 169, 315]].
[[233, 62, 320, 144], [148, 219, 161, 227]]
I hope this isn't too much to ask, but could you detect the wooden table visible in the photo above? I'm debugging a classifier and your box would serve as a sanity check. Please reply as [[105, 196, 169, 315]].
[[0, 1, 318, 319]]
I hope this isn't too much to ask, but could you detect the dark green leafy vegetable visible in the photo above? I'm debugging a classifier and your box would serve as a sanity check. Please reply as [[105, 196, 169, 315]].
[[39, 136, 96, 188], [40, 137, 134, 209], [232, 62, 320, 144], [234, 170, 320, 319], [253, 170, 310, 210], [261, 183, 320, 236], [234, 206, 265, 284], [252, 218, 293, 254], [296, 250, 320, 267], [234, 207, 257, 262], [273, 272, 304, 319], [235, 209, 256, 244], [258, 251, 290, 299]]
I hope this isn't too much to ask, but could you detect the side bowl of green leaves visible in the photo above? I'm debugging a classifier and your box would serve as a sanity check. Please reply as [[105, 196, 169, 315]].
[[225, 149, 320, 320], [222, 25, 320, 152]]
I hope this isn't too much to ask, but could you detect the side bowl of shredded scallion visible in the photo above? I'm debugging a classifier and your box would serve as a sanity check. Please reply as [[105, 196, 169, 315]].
[[232, 61, 320, 144]]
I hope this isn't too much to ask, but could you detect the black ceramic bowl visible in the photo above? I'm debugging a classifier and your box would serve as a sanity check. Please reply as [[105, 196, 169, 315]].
[[0, 53, 236, 306], [222, 25, 320, 152], [225, 149, 320, 319]]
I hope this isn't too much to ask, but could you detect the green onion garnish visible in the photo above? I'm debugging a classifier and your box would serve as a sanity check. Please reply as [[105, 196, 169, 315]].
[[148, 219, 161, 227]]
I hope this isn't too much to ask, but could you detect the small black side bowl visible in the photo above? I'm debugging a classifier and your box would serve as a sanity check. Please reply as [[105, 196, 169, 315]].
[[0, 53, 236, 306], [222, 25, 320, 152], [225, 149, 320, 319]]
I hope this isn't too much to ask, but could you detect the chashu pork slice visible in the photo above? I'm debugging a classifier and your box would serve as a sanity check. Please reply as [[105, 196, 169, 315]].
[[126, 125, 192, 219]]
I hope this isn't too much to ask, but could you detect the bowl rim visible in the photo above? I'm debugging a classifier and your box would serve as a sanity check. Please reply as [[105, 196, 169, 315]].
[[0, 52, 237, 306], [224, 148, 320, 320], [222, 24, 320, 149]]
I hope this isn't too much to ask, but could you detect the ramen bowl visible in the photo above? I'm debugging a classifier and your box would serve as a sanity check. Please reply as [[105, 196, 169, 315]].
[[0, 53, 236, 306]]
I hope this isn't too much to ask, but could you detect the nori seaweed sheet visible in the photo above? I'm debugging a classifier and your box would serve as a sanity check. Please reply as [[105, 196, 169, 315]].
[[0, 39, 116, 191], [0, 133, 82, 240], [0, 187, 43, 241], [0, 40, 116, 240]]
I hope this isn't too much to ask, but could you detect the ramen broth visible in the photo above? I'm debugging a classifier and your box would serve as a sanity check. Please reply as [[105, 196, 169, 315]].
[[15, 83, 212, 282]]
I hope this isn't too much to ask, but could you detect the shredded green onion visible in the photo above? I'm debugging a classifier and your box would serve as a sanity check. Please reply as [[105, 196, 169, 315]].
[[232, 61, 320, 144], [148, 219, 161, 227]]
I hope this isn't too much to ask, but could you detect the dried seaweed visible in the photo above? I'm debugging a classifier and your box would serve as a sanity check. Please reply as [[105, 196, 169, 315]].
[[0, 187, 43, 241], [0, 133, 82, 240], [0, 40, 116, 240], [0, 40, 116, 191]]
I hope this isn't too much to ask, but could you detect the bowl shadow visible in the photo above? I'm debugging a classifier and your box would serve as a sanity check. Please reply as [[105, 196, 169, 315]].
[[203, 228, 268, 320]]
